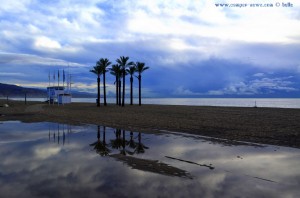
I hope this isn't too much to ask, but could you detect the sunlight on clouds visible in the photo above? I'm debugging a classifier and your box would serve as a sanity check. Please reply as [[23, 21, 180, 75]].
[[72, 83, 97, 93], [15, 82, 50, 89], [34, 36, 61, 50], [0, 0, 30, 12], [35, 147, 61, 160], [27, 24, 41, 34], [128, 0, 300, 43]]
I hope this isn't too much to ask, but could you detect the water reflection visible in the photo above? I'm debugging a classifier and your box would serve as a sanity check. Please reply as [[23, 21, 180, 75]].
[[48, 123, 72, 146], [90, 126, 110, 156], [0, 121, 299, 198], [89, 126, 192, 178]]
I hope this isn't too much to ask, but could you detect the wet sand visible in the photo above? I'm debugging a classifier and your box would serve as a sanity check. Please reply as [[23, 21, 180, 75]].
[[1, 99, 300, 148]]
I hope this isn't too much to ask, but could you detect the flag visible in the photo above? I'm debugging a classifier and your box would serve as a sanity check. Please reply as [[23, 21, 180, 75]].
[[63, 70, 65, 83], [58, 70, 60, 79]]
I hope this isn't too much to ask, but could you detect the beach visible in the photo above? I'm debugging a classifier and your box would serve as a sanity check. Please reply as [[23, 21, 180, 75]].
[[1, 99, 300, 148]]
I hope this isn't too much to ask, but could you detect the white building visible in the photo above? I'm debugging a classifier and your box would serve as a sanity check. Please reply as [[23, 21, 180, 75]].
[[47, 86, 71, 104], [58, 93, 71, 104]]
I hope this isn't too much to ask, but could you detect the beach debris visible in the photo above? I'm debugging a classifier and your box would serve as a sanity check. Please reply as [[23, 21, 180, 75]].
[[165, 156, 215, 170]]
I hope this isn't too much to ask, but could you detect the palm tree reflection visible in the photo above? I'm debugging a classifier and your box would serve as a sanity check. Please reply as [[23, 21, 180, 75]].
[[135, 132, 149, 154], [127, 132, 137, 149], [89, 126, 192, 179], [110, 129, 123, 150], [90, 126, 110, 156]]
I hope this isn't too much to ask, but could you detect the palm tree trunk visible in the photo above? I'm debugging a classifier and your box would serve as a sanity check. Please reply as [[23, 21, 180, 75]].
[[103, 72, 107, 106], [119, 79, 121, 106], [115, 76, 118, 105], [122, 70, 125, 107], [97, 76, 100, 107], [97, 125, 100, 139], [130, 76, 133, 105], [138, 75, 141, 106]]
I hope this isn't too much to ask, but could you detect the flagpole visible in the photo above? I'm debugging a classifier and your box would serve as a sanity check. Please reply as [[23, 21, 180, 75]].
[[52, 71, 55, 105], [62, 69, 65, 105], [48, 71, 50, 105], [58, 70, 60, 106]]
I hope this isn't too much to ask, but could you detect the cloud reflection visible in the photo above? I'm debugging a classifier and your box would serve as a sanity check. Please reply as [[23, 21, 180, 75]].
[[0, 121, 299, 197]]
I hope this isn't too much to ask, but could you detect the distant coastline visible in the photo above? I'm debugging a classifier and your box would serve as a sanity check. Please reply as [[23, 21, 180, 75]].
[[5, 97, 300, 109]]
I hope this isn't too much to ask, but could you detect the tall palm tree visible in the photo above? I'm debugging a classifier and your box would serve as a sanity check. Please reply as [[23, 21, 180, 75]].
[[99, 58, 111, 106], [135, 62, 149, 106], [118, 74, 122, 106], [110, 64, 121, 105], [116, 56, 134, 107], [90, 63, 102, 107], [126, 66, 136, 105]]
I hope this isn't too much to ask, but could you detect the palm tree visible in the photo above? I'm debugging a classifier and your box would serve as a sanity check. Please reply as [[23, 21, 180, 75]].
[[126, 66, 136, 105], [118, 75, 122, 106], [90, 63, 102, 107], [135, 62, 149, 106], [99, 58, 111, 106], [110, 64, 121, 105], [116, 56, 134, 107]]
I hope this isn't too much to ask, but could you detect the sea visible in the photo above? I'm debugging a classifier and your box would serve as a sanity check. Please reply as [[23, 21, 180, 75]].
[[6, 97, 300, 109]]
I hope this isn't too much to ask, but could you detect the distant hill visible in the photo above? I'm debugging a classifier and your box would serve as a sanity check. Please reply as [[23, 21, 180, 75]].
[[0, 83, 46, 97], [0, 83, 96, 98]]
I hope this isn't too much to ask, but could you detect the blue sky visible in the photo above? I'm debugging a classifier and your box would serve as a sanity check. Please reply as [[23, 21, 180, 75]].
[[0, 0, 300, 97]]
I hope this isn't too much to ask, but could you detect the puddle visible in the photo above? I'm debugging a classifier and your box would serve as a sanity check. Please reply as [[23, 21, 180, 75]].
[[0, 121, 299, 198]]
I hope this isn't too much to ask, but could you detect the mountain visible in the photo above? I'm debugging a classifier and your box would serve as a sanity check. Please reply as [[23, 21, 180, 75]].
[[0, 83, 46, 97], [0, 83, 96, 98]]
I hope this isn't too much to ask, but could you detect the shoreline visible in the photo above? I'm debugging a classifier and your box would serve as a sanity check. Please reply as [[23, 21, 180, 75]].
[[1, 99, 300, 149]]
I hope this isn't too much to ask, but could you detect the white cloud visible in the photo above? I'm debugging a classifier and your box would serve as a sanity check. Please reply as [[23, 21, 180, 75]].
[[253, 73, 264, 77], [208, 76, 298, 95], [0, 52, 83, 67], [34, 36, 61, 50], [0, 0, 299, 96], [173, 86, 201, 96]]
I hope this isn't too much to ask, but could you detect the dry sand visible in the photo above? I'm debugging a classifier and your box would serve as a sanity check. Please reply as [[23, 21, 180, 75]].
[[1, 99, 300, 148]]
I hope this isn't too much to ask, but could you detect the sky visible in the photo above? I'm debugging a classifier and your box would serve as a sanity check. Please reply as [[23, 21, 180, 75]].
[[0, 0, 300, 98]]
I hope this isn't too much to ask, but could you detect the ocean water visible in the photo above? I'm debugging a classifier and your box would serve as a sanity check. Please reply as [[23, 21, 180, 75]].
[[0, 121, 299, 197], [9, 97, 300, 109]]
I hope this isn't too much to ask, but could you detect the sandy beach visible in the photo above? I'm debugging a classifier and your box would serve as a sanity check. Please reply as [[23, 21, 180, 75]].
[[1, 99, 300, 148]]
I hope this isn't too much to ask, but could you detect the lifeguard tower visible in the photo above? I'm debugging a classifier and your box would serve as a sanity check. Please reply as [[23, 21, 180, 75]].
[[47, 86, 71, 104]]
